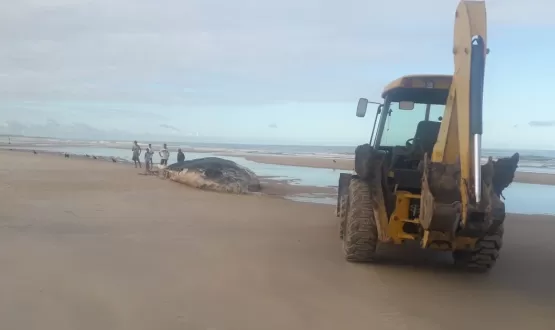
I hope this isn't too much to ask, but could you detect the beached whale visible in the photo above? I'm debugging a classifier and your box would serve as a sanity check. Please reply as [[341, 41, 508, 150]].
[[162, 157, 261, 194]]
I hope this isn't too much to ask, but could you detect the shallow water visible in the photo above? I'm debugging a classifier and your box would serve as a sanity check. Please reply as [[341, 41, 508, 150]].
[[502, 182, 555, 215], [6, 145, 555, 215], [288, 183, 555, 216], [284, 193, 338, 205]]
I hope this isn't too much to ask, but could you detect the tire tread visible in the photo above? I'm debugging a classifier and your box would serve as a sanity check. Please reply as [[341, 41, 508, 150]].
[[343, 177, 378, 262]]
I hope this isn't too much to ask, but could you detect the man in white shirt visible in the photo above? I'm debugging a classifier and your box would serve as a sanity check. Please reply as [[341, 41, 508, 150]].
[[144, 146, 153, 173], [159, 143, 170, 166]]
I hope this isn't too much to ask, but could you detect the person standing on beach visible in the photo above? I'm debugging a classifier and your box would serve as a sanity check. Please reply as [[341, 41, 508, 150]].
[[148, 144, 154, 168], [132, 141, 142, 168], [177, 148, 185, 162], [159, 143, 170, 166], [144, 145, 153, 173]]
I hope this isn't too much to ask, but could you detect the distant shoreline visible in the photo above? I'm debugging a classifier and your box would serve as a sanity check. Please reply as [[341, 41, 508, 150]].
[[2, 144, 555, 187]]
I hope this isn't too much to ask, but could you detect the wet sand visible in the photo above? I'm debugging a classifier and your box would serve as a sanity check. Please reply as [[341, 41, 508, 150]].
[[259, 177, 336, 197], [242, 154, 354, 171], [0, 150, 554, 329]]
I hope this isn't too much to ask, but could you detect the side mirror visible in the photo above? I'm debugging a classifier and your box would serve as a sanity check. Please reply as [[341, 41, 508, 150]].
[[356, 98, 369, 117], [399, 101, 415, 110]]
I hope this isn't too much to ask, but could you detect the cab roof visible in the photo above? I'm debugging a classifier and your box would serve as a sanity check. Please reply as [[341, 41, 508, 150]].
[[381, 74, 453, 98]]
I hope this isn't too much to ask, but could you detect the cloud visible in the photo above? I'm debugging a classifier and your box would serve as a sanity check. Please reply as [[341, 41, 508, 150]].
[[0, 0, 551, 109], [268, 123, 278, 129], [0, 119, 187, 141], [160, 124, 180, 132], [529, 120, 555, 127], [1, 120, 125, 139]]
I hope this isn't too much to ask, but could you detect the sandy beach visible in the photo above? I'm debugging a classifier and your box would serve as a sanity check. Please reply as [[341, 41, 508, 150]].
[[0, 150, 554, 329]]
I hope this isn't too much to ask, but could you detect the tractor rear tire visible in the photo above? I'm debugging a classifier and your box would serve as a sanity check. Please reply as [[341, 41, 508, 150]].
[[453, 224, 504, 272], [338, 194, 348, 239], [354, 144, 373, 179], [342, 177, 378, 262]]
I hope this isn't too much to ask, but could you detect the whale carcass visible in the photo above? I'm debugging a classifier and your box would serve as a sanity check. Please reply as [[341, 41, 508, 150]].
[[162, 157, 261, 194]]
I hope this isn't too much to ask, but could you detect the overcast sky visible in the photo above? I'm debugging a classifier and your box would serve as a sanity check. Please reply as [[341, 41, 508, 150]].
[[1, 0, 554, 147]]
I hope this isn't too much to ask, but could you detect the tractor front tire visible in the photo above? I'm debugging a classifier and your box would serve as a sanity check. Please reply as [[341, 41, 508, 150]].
[[453, 224, 504, 272], [342, 177, 378, 262]]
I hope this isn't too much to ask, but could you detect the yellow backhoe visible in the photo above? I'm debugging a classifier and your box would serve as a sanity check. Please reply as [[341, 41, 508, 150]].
[[336, 0, 519, 272]]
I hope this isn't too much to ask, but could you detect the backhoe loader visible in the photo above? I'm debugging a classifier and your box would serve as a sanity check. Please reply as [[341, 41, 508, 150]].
[[336, 0, 519, 272]]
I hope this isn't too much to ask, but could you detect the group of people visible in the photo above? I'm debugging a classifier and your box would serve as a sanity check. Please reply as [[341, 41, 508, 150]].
[[131, 141, 185, 172]]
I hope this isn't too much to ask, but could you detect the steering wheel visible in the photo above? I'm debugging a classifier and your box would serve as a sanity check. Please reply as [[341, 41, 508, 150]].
[[405, 138, 423, 154], [405, 138, 415, 150]]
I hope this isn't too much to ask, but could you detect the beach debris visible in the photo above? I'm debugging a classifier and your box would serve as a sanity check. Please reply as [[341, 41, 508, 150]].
[[33, 150, 37, 154], [111, 157, 117, 163], [162, 157, 261, 194], [64, 153, 70, 158], [93, 155, 98, 159]]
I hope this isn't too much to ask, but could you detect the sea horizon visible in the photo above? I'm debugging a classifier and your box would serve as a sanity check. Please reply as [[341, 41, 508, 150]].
[[2, 135, 555, 174]]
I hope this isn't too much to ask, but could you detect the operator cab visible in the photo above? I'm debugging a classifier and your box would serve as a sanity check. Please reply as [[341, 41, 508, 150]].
[[357, 74, 451, 193]]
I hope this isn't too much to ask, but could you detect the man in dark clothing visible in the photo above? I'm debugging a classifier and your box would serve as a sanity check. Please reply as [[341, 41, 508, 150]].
[[177, 148, 185, 162]]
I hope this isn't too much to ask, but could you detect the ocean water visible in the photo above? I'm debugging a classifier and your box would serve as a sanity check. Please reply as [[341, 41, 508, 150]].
[[4, 142, 555, 215], [5, 136, 554, 173]]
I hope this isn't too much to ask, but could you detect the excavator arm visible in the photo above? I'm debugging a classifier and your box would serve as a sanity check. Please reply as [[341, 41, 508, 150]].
[[431, 0, 488, 226], [421, 0, 519, 240]]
